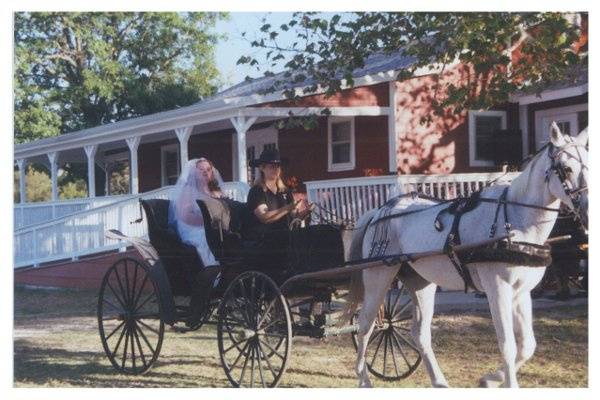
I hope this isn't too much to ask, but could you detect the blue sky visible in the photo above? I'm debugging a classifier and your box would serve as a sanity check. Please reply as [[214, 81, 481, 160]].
[[212, 12, 349, 91], [213, 12, 296, 90]]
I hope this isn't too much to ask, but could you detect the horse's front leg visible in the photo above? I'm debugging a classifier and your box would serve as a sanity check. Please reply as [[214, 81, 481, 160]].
[[355, 266, 397, 388], [480, 274, 519, 388], [406, 278, 449, 388]]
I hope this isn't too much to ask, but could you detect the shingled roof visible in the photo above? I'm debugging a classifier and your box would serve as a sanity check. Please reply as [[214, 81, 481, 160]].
[[211, 50, 416, 100]]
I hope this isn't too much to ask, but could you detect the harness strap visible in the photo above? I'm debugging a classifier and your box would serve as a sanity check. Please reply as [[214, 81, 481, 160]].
[[372, 193, 559, 225], [489, 188, 509, 238], [444, 217, 477, 293]]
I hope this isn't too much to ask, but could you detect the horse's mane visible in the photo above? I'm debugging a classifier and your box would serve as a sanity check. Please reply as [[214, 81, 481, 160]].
[[510, 145, 549, 200]]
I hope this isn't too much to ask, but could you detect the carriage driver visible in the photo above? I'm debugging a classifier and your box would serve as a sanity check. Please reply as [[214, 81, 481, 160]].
[[245, 148, 312, 265]]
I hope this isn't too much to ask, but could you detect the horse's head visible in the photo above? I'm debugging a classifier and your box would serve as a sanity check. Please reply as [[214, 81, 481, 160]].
[[546, 122, 588, 229]]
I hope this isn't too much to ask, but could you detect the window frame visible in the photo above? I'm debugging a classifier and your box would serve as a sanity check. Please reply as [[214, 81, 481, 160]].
[[160, 143, 180, 187], [468, 110, 508, 167], [327, 116, 356, 172]]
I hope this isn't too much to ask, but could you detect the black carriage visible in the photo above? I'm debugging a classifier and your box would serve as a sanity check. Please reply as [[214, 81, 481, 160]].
[[532, 212, 588, 299], [97, 197, 422, 387]]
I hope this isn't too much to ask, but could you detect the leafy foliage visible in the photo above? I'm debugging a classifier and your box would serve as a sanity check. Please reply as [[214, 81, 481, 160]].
[[109, 163, 130, 195], [23, 165, 51, 202], [14, 164, 90, 202], [14, 12, 226, 143], [238, 12, 587, 121]]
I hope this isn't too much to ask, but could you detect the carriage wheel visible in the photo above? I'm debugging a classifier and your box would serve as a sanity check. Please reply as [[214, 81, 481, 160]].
[[217, 271, 292, 388], [98, 257, 165, 375], [351, 283, 422, 380]]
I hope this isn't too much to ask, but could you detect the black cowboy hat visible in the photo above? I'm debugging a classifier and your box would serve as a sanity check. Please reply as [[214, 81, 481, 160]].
[[250, 148, 288, 167]]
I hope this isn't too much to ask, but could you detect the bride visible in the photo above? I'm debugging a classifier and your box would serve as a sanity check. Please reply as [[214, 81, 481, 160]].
[[168, 157, 222, 266], [168, 157, 223, 326]]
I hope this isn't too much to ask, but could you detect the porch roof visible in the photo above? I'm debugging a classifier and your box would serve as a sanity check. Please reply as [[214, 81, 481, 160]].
[[15, 51, 414, 160]]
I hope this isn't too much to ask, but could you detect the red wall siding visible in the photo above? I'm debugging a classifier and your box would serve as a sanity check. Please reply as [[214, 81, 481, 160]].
[[392, 65, 520, 174], [138, 140, 169, 192], [260, 81, 389, 108], [137, 132, 233, 193], [189, 131, 234, 181], [278, 116, 389, 186], [14, 249, 143, 290]]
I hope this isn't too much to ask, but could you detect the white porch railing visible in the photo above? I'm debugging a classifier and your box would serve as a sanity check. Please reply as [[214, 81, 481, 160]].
[[305, 172, 519, 224], [13, 181, 250, 269], [14, 195, 133, 230]]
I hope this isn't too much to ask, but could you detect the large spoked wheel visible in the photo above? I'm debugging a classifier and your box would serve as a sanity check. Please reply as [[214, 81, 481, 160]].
[[351, 283, 422, 381], [217, 271, 292, 388], [98, 257, 165, 375]]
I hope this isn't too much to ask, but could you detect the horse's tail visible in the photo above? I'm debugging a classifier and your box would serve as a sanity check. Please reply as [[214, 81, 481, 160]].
[[337, 210, 375, 327]]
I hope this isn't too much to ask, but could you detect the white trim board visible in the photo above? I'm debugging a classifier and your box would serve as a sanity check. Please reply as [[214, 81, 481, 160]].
[[511, 84, 588, 105]]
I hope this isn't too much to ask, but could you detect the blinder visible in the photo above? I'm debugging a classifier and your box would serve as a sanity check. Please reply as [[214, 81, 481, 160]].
[[545, 143, 588, 226]]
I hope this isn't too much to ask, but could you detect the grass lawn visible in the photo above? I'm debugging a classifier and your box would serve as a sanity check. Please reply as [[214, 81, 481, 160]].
[[13, 285, 588, 388]]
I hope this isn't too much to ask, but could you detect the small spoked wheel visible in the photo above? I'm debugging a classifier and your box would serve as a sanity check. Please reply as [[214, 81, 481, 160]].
[[98, 257, 164, 374], [217, 271, 292, 388], [351, 283, 422, 381]]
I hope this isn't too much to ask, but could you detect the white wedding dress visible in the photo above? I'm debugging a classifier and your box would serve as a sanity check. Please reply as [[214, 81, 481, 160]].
[[168, 158, 223, 268], [176, 220, 218, 267]]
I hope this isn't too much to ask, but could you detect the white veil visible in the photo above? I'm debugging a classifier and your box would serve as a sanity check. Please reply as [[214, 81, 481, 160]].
[[168, 157, 225, 229]]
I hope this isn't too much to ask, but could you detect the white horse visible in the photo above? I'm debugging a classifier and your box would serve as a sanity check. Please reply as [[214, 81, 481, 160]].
[[342, 123, 588, 388]]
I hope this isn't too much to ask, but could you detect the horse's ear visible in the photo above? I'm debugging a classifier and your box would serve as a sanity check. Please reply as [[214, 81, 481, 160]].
[[576, 127, 589, 146], [550, 121, 567, 147]]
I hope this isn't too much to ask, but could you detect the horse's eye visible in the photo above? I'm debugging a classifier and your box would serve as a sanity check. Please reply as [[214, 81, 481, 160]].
[[564, 166, 573, 174]]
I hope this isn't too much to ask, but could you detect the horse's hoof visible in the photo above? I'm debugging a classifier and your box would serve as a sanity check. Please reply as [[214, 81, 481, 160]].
[[358, 380, 373, 388], [479, 378, 502, 388], [479, 372, 504, 388]]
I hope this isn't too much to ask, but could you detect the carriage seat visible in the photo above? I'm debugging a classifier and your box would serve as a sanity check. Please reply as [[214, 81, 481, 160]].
[[140, 199, 203, 296], [197, 198, 258, 264]]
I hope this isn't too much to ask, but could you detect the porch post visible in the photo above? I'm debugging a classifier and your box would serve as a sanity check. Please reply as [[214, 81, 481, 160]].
[[126, 136, 141, 194], [104, 161, 111, 195], [388, 81, 398, 174], [47, 152, 59, 201], [230, 116, 257, 183], [175, 126, 193, 170], [84, 145, 97, 198], [16, 158, 27, 204]]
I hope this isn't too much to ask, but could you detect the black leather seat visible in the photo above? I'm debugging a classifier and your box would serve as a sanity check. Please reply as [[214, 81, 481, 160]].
[[140, 199, 203, 296], [197, 198, 258, 264]]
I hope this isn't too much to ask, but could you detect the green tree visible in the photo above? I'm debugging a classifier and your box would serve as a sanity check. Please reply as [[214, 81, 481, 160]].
[[15, 12, 227, 143], [14, 169, 20, 203], [239, 12, 587, 120], [109, 163, 130, 195], [24, 165, 52, 202], [59, 179, 88, 200]]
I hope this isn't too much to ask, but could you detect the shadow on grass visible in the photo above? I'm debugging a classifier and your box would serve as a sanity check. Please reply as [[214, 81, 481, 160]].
[[14, 340, 231, 387]]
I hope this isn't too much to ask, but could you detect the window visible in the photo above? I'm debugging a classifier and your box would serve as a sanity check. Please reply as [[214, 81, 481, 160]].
[[468, 110, 507, 167], [328, 117, 355, 171], [161, 144, 180, 186]]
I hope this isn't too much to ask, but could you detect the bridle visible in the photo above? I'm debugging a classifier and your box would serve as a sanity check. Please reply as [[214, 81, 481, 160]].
[[545, 141, 588, 226]]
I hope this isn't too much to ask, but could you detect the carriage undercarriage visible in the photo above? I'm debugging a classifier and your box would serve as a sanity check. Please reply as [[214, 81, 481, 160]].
[[97, 248, 422, 387]]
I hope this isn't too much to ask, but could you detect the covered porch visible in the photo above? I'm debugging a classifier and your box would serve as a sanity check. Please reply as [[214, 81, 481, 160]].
[[15, 99, 391, 229]]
